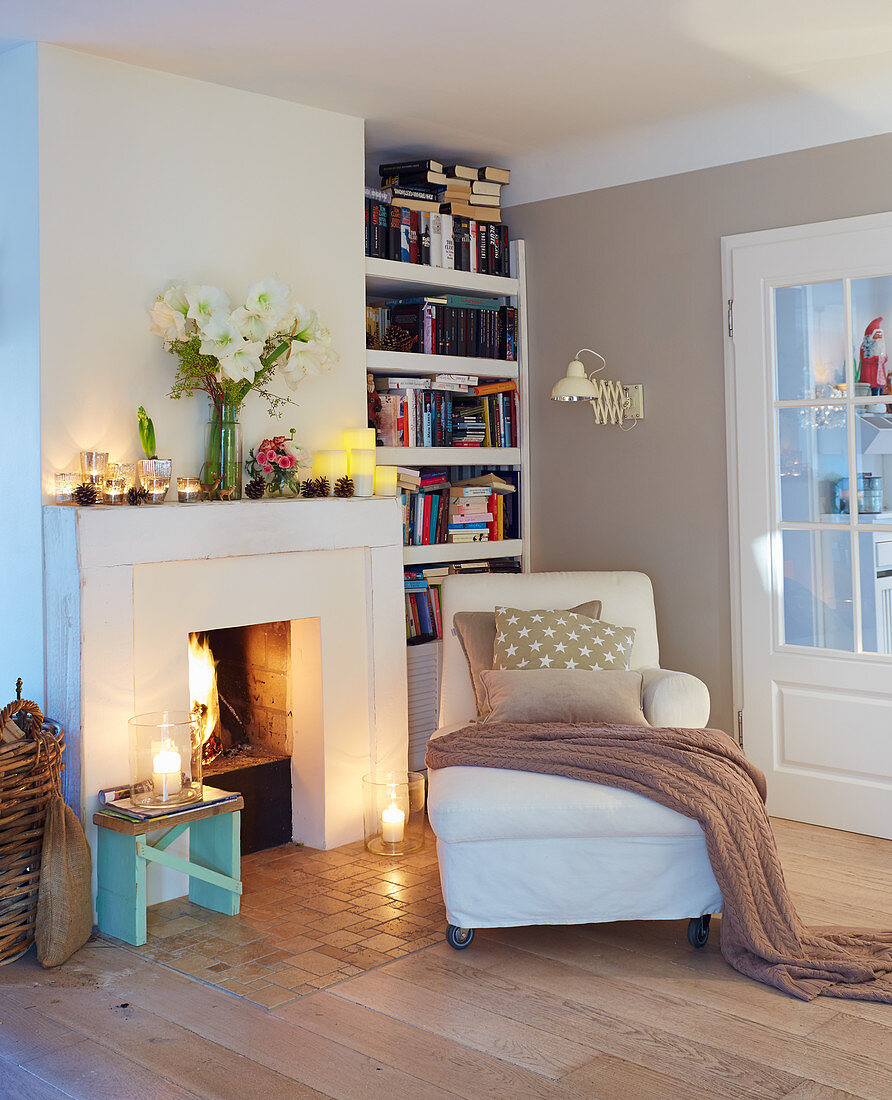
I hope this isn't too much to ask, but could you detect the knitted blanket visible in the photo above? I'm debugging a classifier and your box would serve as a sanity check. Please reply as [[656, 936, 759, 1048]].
[[425, 722, 892, 1003]]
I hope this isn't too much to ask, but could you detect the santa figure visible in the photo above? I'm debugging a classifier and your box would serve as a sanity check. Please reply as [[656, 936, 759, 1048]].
[[859, 317, 888, 394]]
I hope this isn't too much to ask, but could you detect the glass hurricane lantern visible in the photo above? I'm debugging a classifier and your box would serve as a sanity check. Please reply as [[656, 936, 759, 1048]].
[[128, 711, 203, 808]]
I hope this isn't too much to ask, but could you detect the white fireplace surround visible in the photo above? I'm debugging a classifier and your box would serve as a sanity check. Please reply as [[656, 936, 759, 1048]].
[[44, 498, 409, 902]]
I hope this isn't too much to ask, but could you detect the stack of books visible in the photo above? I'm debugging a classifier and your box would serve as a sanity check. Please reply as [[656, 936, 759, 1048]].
[[399, 470, 517, 546], [448, 485, 492, 543], [403, 557, 521, 644], [374, 378, 519, 448], [365, 157, 511, 276], [368, 295, 516, 360]]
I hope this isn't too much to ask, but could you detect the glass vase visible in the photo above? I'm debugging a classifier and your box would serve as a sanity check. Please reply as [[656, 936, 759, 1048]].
[[201, 402, 242, 500]]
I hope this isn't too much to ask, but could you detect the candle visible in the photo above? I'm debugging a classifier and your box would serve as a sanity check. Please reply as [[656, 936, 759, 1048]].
[[374, 465, 398, 496], [103, 478, 125, 504], [152, 745, 182, 800], [177, 477, 201, 503], [348, 449, 375, 497], [381, 801, 405, 844], [118, 463, 137, 491], [55, 472, 79, 504], [80, 451, 108, 486], [343, 427, 377, 452], [312, 450, 348, 494]]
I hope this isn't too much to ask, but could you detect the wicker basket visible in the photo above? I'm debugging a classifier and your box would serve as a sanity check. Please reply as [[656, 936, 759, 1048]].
[[0, 698, 65, 964]]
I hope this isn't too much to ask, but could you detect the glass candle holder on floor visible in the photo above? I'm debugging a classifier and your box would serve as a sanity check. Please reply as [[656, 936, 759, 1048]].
[[362, 771, 425, 855], [55, 472, 79, 504], [138, 458, 172, 504], [177, 477, 201, 503], [128, 711, 202, 808], [80, 451, 108, 486]]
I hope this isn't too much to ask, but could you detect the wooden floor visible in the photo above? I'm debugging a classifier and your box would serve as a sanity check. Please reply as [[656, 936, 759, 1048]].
[[0, 818, 889, 1099]]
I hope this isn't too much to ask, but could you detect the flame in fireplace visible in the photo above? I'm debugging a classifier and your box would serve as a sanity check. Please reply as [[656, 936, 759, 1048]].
[[188, 633, 221, 763]]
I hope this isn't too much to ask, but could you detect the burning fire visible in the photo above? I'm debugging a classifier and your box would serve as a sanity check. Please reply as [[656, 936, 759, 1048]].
[[188, 633, 222, 764]]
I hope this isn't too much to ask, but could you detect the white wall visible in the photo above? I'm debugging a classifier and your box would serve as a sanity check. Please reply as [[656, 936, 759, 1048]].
[[0, 44, 43, 703], [37, 45, 367, 495]]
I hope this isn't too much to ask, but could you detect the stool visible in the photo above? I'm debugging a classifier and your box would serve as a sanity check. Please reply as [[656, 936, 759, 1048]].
[[93, 797, 244, 946]]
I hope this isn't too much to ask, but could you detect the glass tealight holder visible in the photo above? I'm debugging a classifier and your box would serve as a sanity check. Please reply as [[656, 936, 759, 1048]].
[[118, 463, 137, 491], [80, 451, 108, 486], [128, 711, 202, 808], [55, 472, 79, 504], [362, 771, 425, 855], [177, 477, 201, 503], [103, 473, 126, 504], [138, 458, 172, 504]]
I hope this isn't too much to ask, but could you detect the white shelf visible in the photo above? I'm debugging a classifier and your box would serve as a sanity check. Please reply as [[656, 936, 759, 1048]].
[[378, 447, 520, 466], [366, 257, 517, 298], [403, 539, 523, 565], [367, 350, 518, 381]]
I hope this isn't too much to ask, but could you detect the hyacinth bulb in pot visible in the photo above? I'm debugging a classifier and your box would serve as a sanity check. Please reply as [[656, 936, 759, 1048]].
[[149, 278, 337, 500], [136, 406, 172, 503]]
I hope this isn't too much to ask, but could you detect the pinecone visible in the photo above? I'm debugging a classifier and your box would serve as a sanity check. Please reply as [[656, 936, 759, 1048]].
[[366, 330, 380, 350], [334, 476, 354, 498], [73, 481, 99, 506], [127, 485, 148, 506], [301, 477, 329, 498], [245, 475, 266, 500], [382, 324, 417, 353]]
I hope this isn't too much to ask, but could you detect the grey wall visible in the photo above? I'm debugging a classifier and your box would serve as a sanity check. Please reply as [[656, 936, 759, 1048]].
[[510, 132, 892, 733]]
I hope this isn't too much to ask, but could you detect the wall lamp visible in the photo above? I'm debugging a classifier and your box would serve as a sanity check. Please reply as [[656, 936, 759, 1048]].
[[550, 348, 644, 428]]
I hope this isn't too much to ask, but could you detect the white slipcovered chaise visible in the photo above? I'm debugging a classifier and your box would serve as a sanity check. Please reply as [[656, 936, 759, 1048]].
[[426, 570, 722, 949]]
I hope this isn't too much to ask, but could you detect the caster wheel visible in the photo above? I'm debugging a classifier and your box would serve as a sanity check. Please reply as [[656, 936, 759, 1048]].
[[446, 924, 475, 950], [687, 915, 711, 949]]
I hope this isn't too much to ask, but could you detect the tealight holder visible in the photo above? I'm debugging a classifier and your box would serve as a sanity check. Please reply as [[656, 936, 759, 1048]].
[[177, 477, 201, 503], [55, 472, 79, 504], [80, 451, 108, 486], [138, 458, 172, 504], [362, 771, 425, 855], [103, 471, 126, 504], [128, 711, 202, 808], [118, 463, 137, 491]]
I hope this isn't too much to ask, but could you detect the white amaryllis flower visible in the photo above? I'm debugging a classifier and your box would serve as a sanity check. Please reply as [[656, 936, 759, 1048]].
[[229, 305, 275, 344], [162, 283, 190, 318], [219, 341, 264, 382], [198, 313, 244, 359], [186, 285, 231, 326], [245, 277, 292, 326], [149, 298, 188, 341], [292, 305, 320, 340]]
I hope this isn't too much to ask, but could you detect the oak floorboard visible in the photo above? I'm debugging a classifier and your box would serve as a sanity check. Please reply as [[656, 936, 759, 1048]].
[[372, 946, 801, 1099], [805, 1011, 892, 1060], [394, 938, 892, 1100], [0, 1054, 72, 1100], [559, 1051, 733, 1100], [0, 990, 82, 1064], [277, 990, 584, 1099]]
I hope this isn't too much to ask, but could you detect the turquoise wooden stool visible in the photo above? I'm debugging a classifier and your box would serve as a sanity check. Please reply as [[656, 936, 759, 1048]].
[[93, 796, 244, 946]]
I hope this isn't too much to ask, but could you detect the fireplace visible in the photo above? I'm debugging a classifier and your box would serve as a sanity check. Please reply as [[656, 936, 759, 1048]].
[[190, 623, 293, 854], [44, 498, 409, 905]]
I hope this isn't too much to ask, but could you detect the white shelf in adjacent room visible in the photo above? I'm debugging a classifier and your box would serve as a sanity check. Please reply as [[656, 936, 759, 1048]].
[[367, 349, 518, 381], [402, 539, 524, 565], [366, 257, 518, 299], [377, 447, 520, 466]]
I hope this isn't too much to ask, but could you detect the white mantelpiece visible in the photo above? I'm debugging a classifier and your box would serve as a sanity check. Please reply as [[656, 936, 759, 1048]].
[[44, 498, 408, 899]]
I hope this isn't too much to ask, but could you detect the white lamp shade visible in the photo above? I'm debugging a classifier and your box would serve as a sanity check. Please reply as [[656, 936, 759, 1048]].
[[551, 359, 597, 401]]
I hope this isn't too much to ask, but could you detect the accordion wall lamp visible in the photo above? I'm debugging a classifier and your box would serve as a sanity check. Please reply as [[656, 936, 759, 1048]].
[[550, 348, 644, 428]]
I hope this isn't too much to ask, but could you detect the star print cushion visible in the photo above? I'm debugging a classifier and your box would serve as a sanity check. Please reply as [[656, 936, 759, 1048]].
[[493, 607, 636, 672], [479, 669, 648, 725]]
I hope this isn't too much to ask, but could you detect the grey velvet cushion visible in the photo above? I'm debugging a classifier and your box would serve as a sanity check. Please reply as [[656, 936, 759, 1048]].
[[479, 668, 648, 726]]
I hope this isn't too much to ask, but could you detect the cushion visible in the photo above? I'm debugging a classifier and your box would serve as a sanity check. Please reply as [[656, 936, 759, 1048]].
[[454, 600, 601, 717], [494, 607, 636, 672], [480, 669, 648, 726]]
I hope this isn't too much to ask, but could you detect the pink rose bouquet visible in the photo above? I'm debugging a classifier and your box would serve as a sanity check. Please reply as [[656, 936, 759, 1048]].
[[245, 429, 309, 496]]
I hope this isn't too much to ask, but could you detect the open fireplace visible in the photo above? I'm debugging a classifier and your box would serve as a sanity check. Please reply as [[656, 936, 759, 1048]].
[[189, 623, 292, 855]]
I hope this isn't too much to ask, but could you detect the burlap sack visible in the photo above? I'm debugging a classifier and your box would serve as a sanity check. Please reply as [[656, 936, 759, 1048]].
[[35, 795, 93, 967]]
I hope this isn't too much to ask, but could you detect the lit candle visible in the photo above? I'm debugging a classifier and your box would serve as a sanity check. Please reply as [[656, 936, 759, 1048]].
[[80, 451, 108, 486], [152, 745, 182, 800], [312, 450, 348, 494], [381, 801, 405, 844], [177, 477, 201, 503], [374, 465, 398, 496], [348, 449, 375, 497], [343, 427, 377, 452], [55, 472, 78, 504], [103, 478, 125, 504]]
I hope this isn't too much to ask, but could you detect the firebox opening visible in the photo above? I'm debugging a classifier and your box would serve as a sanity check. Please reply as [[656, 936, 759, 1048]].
[[188, 621, 293, 854]]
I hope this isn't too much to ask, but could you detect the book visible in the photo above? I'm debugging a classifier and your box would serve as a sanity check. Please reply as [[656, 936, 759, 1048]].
[[379, 158, 443, 175], [380, 169, 447, 187], [436, 372, 479, 384], [445, 164, 478, 181], [104, 785, 239, 821], [387, 204, 401, 262], [364, 185, 390, 203], [466, 193, 500, 207], [440, 202, 502, 223], [388, 184, 443, 203], [478, 166, 510, 184], [429, 213, 442, 268], [439, 213, 454, 268], [474, 380, 517, 396], [471, 180, 502, 196]]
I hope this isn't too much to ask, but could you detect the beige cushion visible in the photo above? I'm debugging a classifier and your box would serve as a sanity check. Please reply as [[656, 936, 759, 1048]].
[[494, 607, 636, 672], [480, 669, 648, 726], [454, 600, 601, 717]]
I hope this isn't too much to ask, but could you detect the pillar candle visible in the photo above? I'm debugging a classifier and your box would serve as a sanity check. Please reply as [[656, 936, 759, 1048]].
[[152, 746, 182, 800], [381, 802, 405, 844], [313, 450, 348, 495], [374, 466, 398, 496], [343, 427, 376, 453], [348, 449, 375, 497]]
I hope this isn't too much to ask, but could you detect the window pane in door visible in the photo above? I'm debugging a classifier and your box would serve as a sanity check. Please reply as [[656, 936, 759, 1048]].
[[860, 531, 892, 654], [777, 406, 848, 522], [854, 409, 892, 518], [774, 281, 846, 401], [781, 529, 854, 650], [850, 273, 892, 397]]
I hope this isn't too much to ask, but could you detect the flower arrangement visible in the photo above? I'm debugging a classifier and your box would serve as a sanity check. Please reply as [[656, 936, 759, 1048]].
[[149, 277, 337, 413], [245, 429, 309, 496]]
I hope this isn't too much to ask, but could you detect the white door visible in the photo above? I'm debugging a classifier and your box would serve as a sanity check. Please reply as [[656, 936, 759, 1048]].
[[724, 213, 892, 839]]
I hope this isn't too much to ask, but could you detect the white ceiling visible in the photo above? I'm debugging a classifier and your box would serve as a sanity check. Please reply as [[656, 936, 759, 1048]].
[[5, 0, 892, 204]]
